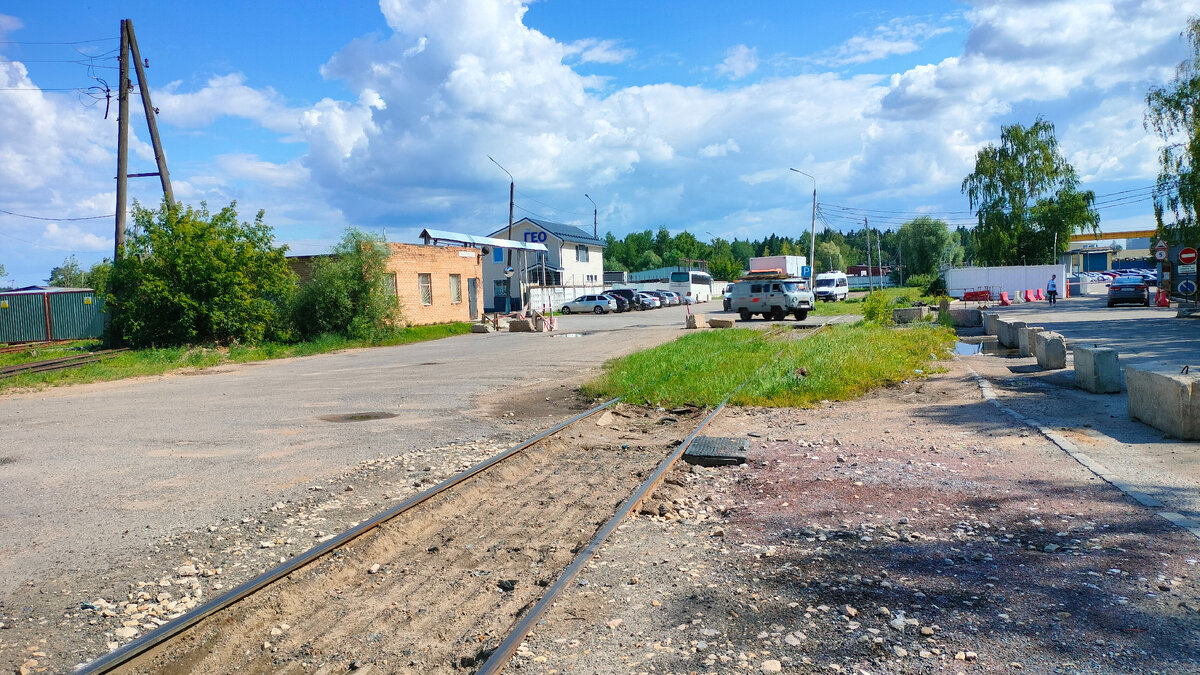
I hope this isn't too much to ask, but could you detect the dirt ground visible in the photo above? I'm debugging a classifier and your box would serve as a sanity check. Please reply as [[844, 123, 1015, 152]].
[[515, 357, 1200, 673], [5, 350, 1200, 674]]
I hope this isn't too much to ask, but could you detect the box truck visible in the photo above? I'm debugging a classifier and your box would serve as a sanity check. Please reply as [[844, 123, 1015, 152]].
[[749, 255, 807, 278]]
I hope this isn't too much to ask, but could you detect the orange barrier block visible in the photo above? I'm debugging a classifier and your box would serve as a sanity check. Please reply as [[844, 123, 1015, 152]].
[[1156, 290, 1171, 307], [1024, 289, 1035, 302], [1035, 288, 1045, 301], [999, 292, 1012, 306]]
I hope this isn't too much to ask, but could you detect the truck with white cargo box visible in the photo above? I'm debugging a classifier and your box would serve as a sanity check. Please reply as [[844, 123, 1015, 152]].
[[749, 255, 807, 278]]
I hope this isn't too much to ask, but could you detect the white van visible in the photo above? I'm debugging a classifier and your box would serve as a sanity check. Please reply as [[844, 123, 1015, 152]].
[[729, 277, 815, 321], [814, 271, 849, 302]]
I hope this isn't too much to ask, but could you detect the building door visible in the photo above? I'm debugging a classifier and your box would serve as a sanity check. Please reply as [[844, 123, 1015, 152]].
[[468, 277, 479, 319]]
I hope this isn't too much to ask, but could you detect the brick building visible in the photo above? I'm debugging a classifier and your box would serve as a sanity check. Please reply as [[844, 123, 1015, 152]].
[[288, 242, 483, 326]]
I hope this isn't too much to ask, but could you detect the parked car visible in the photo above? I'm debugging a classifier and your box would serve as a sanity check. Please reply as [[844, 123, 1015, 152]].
[[561, 294, 616, 314], [1106, 277, 1150, 307], [605, 288, 646, 310], [636, 292, 662, 308], [662, 291, 684, 306], [602, 293, 630, 313], [645, 290, 675, 306]]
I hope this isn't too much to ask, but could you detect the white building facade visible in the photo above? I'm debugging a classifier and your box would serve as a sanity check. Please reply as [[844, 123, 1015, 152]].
[[482, 217, 606, 313]]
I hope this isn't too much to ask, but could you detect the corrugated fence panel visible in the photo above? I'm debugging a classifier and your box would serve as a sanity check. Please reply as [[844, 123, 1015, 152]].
[[0, 293, 49, 342], [48, 291, 105, 340]]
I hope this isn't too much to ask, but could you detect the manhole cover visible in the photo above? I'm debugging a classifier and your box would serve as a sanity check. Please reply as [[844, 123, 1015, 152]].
[[319, 412, 399, 423], [683, 436, 748, 466]]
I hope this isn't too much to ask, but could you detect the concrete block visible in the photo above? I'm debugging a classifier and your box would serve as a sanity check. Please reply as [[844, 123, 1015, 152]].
[[947, 309, 983, 327], [892, 306, 929, 324], [707, 318, 735, 328], [1032, 331, 1067, 370], [1017, 325, 1042, 357], [508, 319, 534, 332], [983, 312, 999, 336], [685, 313, 705, 329], [1073, 347, 1121, 394], [997, 320, 1027, 348], [470, 323, 492, 333], [1126, 363, 1200, 440]]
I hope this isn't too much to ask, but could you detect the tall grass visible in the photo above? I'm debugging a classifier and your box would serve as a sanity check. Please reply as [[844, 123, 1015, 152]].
[[0, 323, 472, 392], [583, 322, 955, 408]]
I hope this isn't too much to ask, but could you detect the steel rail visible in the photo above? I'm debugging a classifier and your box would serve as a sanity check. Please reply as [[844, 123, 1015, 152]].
[[78, 396, 621, 675], [477, 344, 789, 674], [0, 348, 127, 378]]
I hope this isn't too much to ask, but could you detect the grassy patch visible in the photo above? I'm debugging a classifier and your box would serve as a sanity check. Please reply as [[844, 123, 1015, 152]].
[[810, 287, 942, 316], [0, 323, 472, 392], [582, 322, 955, 408]]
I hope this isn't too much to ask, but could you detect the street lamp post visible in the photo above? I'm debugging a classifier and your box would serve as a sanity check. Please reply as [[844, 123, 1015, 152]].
[[489, 156, 516, 312], [790, 168, 817, 291], [585, 193, 598, 239]]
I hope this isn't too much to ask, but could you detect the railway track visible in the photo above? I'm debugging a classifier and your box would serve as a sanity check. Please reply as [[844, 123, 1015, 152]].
[[81, 326, 811, 674], [0, 348, 127, 379]]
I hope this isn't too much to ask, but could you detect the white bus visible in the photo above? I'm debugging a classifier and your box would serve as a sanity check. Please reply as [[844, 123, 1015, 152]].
[[669, 270, 714, 303]]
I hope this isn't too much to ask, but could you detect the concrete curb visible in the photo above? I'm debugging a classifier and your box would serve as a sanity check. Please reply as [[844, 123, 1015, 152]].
[[965, 363, 1200, 540]]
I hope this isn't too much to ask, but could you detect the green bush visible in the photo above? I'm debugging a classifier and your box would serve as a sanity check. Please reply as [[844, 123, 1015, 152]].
[[862, 290, 893, 325], [925, 275, 947, 296], [905, 273, 933, 289], [291, 228, 401, 341], [109, 201, 297, 347]]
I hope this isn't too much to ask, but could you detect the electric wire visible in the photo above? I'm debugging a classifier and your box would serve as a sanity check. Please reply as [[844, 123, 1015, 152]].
[[0, 209, 113, 222]]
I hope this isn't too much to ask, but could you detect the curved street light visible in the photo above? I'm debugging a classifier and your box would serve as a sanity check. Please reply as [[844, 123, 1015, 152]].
[[790, 168, 817, 291]]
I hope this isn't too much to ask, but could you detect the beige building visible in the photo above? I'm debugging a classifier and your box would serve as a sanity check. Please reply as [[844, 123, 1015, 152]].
[[288, 242, 483, 326]]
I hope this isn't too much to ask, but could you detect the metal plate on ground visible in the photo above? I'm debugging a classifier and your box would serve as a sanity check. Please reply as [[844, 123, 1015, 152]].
[[683, 436, 749, 466]]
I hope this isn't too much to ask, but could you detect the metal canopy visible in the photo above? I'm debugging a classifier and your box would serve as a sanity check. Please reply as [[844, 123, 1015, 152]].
[[418, 228, 547, 252]]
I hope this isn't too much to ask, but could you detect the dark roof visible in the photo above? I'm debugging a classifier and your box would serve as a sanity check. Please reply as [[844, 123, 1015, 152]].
[[489, 217, 606, 248]]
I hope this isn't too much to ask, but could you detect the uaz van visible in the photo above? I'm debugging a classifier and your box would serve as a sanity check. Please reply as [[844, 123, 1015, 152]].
[[729, 277, 815, 321], [814, 271, 849, 302]]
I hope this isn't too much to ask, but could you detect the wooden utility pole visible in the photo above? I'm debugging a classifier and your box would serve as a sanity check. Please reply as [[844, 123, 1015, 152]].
[[114, 18, 175, 260], [876, 227, 884, 290]]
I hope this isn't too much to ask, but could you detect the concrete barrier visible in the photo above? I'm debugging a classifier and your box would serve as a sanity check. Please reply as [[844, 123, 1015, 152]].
[[997, 320, 1027, 348], [1032, 331, 1067, 370], [508, 318, 534, 332], [947, 309, 983, 327], [892, 306, 930, 324], [470, 323, 493, 333], [685, 313, 705, 329], [984, 312, 1000, 335], [1017, 325, 1043, 357], [1126, 363, 1200, 439], [708, 318, 734, 328], [1073, 347, 1121, 394]]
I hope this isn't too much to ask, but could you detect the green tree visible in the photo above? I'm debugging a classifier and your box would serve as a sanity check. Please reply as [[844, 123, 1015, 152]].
[[109, 201, 297, 347], [1146, 16, 1200, 243], [895, 217, 954, 277], [708, 255, 742, 281], [82, 259, 113, 298], [48, 255, 84, 287], [961, 117, 1099, 265], [816, 240, 843, 273], [292, 228, 401, 341]]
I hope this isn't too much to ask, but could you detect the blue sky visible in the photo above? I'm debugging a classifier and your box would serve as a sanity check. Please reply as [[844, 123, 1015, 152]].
[[1, 0, 1197, 285]]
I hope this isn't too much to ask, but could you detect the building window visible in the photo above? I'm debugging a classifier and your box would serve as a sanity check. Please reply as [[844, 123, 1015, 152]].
[[418, 273, 432, 306], [385, 272, 398, 302], [450, 274, 462, 304], [494, 279, 508, 296], [576, 245, 589, 263], [493, 247, 504, 264]]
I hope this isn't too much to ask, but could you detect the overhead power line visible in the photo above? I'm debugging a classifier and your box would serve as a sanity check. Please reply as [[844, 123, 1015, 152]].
[[0, 38, 117, 45], [0, 208, 114, 221]]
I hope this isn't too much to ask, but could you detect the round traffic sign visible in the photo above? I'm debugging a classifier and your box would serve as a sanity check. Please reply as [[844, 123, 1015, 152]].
[[1180, 280, 1198, 295], [1181, 247, 1199, 264], [1155, 249, 1167, 261]]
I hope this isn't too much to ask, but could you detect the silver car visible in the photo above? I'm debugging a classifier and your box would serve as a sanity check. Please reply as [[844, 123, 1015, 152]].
[[561, 294, 616, 314], [636, 292, 662, 308]]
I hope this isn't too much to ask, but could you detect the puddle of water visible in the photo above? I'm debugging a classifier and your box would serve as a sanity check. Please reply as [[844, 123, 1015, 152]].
[[318, 412, 399, 423], [954, 339, 1018, 357]]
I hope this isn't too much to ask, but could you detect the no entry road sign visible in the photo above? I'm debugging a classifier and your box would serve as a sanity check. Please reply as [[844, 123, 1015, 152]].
[[1180, 247, 1198, 265]]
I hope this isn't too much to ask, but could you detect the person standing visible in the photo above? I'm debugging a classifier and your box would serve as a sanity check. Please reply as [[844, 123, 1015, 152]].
[[1046, 274, 1058, 305]]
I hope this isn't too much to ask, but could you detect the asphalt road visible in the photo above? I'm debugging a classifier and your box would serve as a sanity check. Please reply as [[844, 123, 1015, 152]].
[[0, 302, 712, 596], [982, 293, 1200, 370]]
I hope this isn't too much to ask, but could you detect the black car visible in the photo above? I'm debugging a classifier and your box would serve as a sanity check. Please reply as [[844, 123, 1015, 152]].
[[602, 293, 630, 313], [1106, 277, 1149, 307], [604, 288, 646, 310]]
